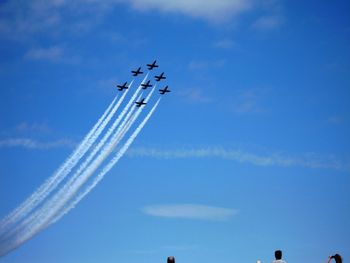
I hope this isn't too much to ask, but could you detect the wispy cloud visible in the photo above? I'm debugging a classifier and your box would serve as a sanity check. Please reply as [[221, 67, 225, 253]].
[[251, 15, 284, 30], [127, 147, 350, 172], [0, 122, 53, 138], [0, 0, 284, 42], [1, 0, 252, 40], [177, 88, 213, 104], [0, 138, 75, 150], [25, 46, 64, 61], [15, 122, 51, 133], [3, 137, 348, 172], [24, 46, 78, 63], [230, 88, 267, 114], [141, 204, 238, 221], [0, 1, 112, 39], [128, 0, 254, 23]]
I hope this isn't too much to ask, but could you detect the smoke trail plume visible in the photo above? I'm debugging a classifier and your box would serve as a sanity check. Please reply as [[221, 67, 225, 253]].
[[11, 98, 161, 255], [0, 94, 120, 232], [0, 79, 155, 257], [0, 66, 165, 257], [0, 77, 145, 243]]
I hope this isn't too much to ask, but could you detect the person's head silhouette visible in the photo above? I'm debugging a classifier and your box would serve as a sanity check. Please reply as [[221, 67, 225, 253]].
[[167, 256, 175, 263], [331, 254, 342, 263], [275, 250, 282, 260]]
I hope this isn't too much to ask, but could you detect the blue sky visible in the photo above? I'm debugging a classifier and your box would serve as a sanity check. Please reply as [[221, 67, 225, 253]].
[[0, 0, 349, 262]]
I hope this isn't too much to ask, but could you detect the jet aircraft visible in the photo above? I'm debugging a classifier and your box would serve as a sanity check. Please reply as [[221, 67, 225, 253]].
[[141, 80, 152, 89], [147, 60, 159, 70], [155, 72, 166, 82], [116, 82, 129, 91], [159, 85, 171, 95], [131, 67, 143, 76], [135, 98, 146, 107]]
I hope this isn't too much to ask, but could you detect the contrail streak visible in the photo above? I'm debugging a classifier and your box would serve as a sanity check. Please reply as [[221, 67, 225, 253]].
[[0, 79, 153, 257], [0, 70, 163, 257], [24, 88, 156, 240], [56, 98, 162, 222], [0, 76, 147, 243], [50, 88, 157, 225], [49, 92, 145, 225], [0, 93, 120, 232], [4, 98, 162, 257], [33, 86, 155, 231], [0, 89, 129, 243]]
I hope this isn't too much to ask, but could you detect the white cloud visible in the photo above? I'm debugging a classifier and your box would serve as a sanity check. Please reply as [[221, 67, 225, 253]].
[[24, 45, 79, 63], [251, 15, 283, 30], [25, 46, 64, 61], [0, 138, 75, 149], [142, 204, 238, 221], [231, 88, 266, 114], [0, 0, 284, 42], [0, 0, 113, 39], [16, 122, 51, 133], [128, 0, 254, 22], [127, 147, 350, 172]]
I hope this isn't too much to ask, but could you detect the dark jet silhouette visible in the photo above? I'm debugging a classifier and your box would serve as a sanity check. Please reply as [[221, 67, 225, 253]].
[[159, 85, 171, 95], [147, 60, 159, 70], [155, 72, 166, 82], [141, 80, 152, 89], [131, 67, 143, 76], [135, 98, 146, 107], [116, 81, 129, 91]]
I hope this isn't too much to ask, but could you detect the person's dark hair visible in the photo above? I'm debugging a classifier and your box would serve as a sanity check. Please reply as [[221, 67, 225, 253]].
[[331, 254, 342, 263], [167, 256, 175, 263], [275, 250, 282, 260]]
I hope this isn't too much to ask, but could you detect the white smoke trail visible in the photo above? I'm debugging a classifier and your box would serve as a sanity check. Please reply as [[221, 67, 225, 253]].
[[0, 76, 161, 258], [0, 91, 158, 257], [0, 77, 147, 243], [49, 92, 144, 225], [3, 98, 162, 257], [25, 87, 155, 234], [52, 98, 162, 224], [32, 87, 156, 230], [0, 78, 150, 247], [0, 93, 120, 232], [48, 88, 155, 225], [0, 91, 129, 243], [0, 93, 139, 255]]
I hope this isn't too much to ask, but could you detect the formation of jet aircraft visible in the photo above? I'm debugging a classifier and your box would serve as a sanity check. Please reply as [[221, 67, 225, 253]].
[[117, 60, 170, 107]]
